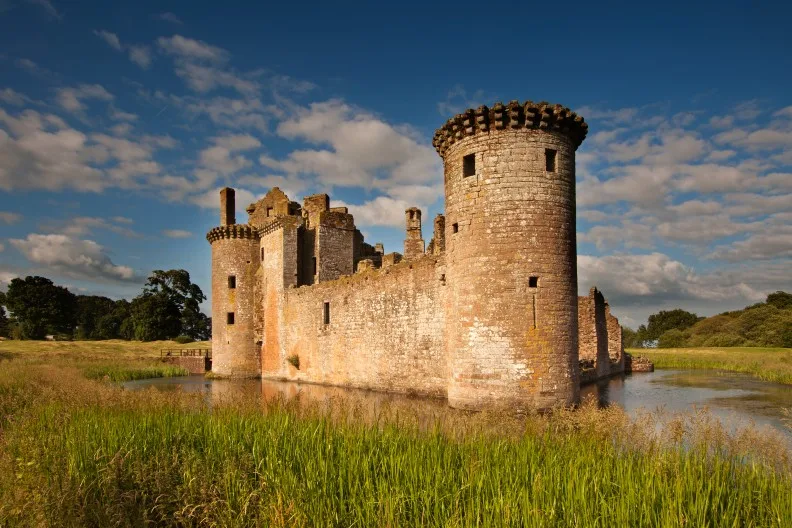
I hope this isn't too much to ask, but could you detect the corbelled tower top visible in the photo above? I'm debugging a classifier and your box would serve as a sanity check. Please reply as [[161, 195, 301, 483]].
[[432, 100, 588, 158]]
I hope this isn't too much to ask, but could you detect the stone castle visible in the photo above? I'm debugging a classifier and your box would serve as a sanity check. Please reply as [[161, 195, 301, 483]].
[[206, 100, 628, 411]]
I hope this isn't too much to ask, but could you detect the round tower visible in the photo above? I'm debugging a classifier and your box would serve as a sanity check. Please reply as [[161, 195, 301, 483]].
[[206, 187, 261, 378], [433, 100, 588, 410]]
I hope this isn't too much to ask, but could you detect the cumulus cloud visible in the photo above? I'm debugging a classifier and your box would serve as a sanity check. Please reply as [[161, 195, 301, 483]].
[[93, 29, 152, 69], [10, 233, 136, 282], [157, 35, 228, 62], [162, 229, 192, 238], [0, 88, 34, 106], [56, 84, 113, 113], [0, 211, 22, 223], [198, 134, 260, 176], [261, 99, 442, 226]]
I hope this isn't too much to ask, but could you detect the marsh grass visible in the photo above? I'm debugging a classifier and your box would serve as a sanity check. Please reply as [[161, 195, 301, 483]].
[[1, 360, 792, 527], [82, 364, 189, 382], [634, 347, 792, 385]]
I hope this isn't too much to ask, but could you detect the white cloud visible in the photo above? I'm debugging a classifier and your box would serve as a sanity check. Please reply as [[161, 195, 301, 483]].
[[128, 45, 152, 69], [157, 12, 183, 24], [26, 0, 61, 19], [162, 229, 192, 238], [56, 84, 113, 113], [54, 216, 142, 238], [157, 35, 228, 63], [93, 29, 121, 51], [14, 58, 56, 79], [335, 196, 414, 228], [579, 223, 654, 250], [774, 106, 792, 119], [198, 134, 260, 175], [0, 88, 33, 106], [10, 233, 136, 282], [0, 211, 22, 223]]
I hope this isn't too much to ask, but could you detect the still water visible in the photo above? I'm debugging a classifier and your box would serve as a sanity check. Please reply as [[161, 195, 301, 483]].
[[124, 369, 792, 439]]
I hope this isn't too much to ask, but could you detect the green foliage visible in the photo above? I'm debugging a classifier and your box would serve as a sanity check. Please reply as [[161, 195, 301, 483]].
[[173, 335, 194, 344], [128, 293, 182, 341], [74, 295, 117, 340], [287, 354, 300, 369], [0, 305, 9, 338], [621, 326, 638, 348], [144, 269, 210, 340], [82, 364, 189, 382], [94, 300, 133, 340], [4, 276, 77, 339], [636, 293, 792, 348], [767, 291, 792, 310], [657, 328, 689, 348]]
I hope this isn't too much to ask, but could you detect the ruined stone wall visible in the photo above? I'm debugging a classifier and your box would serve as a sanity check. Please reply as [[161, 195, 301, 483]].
[[317, 211, 355, 282], [577, 288, 609, 379], [208, 226, 260, 377], [265, 256, 447, 397], [442, 125, 580, 410], [606, 305, 625, 374]]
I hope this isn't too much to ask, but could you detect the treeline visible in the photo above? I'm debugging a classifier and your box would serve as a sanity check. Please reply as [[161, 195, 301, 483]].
[[624, 291, 792, 348], [0, 270, 210, 342]]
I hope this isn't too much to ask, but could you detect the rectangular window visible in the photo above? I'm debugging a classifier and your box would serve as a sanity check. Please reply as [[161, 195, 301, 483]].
[[228, 275, 236, 289], [312, 257, 317, 276], [545, 149, 556, 172], [227, 312, 235, 325], [323, 301, 330, 325], [266, 206, 273, 217], [529, 276, 539, 288], [463, 153, 476, 177], [261, 248, 264, 260], [452, 223, 459, 234]]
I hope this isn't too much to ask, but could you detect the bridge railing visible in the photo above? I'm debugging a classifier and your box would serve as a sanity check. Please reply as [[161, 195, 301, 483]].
[[160, 348, 212, 359]]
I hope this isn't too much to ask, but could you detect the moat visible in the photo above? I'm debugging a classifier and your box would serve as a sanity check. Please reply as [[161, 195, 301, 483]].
[[124, 369, 792, 441]]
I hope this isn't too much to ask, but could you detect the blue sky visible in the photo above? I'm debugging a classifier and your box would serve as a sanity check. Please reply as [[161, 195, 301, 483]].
[[0, 0, 790, 328]]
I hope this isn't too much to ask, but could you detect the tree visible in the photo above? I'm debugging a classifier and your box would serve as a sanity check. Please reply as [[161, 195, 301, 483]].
[[128, 293, 181, 341], [75, 295, 117, 339], [143, 269, 209, 340], [767, 291, 792, 310], [642, 309, 701, 342], [0, 305, 9, 338], [4, 276, 77, 339], [621, 326, 638, 348], [95, 300, 133, 340]]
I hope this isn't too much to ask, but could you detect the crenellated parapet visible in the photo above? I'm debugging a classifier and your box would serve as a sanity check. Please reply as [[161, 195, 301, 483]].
[[432, 100, 588, 157], [206, 224, 260, 244]]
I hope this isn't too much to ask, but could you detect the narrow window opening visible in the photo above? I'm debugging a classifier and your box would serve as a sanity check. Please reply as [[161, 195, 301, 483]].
[[261, 248, 264, 260], [312, 257, 317, 276], [463, 153, 476, 177], [228, 275, 236, 289], [529, 276, 539, 288], [266, 206, 273, 217], [452, 223, 459, 234], [323, 301, 330, 325], [545, 149, 556, 172], [532, 294, 537, 329], [227, 312, 235, 325]]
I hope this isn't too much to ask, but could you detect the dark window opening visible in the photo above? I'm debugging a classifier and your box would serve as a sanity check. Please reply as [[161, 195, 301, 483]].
[[227, 312, 235, 325], [452, 223, 459, 234], [463, 153, 476, 177], [261, 248, 264, 260], [228, 275, 236, 289], [529, 276, 539, 288], [312, 257, 318, 276], [323, 301, 330, 325], [545, 149, 556, 172], [266, 206, 273, 217]]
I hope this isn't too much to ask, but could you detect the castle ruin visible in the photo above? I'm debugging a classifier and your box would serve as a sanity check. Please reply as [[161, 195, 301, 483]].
[[206, 100, 627, 410]]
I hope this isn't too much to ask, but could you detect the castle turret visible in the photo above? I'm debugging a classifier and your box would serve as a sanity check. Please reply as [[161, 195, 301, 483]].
[[206, 187, 260, 377], [403, 207, 424, 260], [433, 100, 588, 410]]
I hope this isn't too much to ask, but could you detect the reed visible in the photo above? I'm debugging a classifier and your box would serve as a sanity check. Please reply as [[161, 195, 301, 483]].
[[82, 363, 189, 382], [1, 360, 791, 526], [634, 347, 792, 385]]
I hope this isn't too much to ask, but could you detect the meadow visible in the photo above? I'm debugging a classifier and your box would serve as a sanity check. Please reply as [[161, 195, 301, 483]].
[[1, 341, 791, 526], [634, 346, 792, 385]]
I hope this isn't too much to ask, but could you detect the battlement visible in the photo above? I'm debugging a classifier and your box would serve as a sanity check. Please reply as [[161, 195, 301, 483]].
[[206, 224, 259, 244], [432, 100, 588, 157]]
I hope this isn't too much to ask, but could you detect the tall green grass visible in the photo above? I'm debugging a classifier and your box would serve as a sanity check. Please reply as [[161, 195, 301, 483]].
[[2, 363, 792, 526], [82, 363, 189, 382], [635, 347, 792, 385]]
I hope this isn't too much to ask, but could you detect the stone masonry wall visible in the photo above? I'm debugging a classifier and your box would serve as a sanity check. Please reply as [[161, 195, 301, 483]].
[[443, 127, 580, 410], [606, 305, 625, 374], [264, 256, 447, 397], [577, 288, 610, 379]]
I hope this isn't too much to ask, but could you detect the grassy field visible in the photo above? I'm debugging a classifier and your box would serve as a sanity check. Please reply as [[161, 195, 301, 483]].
[[632, 347, 792, 385], [1, 342, 791, 525]]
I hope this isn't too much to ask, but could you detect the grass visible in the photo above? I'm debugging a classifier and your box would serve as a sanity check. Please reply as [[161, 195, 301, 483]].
[[1, 345, 792, 526], [632, 347, 792, 385], [82, 364, 189, 382]]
